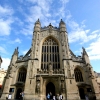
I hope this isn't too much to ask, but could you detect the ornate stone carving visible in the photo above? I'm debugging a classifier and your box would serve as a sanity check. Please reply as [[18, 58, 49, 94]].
[[36, 81, 40, 94], [49, 23, 53, 33], [48, 63, 53, 71], [68, 69, 71, 78], [60, 76, 65, 93], [36, 76, 40, 94], [37, 76, 40, 81], [61, 77, 64, 81], [48, 63, 53, 75], [29, 61, 33, 78]]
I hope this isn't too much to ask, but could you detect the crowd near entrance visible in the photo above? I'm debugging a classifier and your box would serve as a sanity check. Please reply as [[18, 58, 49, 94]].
[[46, 82, 55, 96], [16, 88, 22, 99], [46, 82, 63, 100]]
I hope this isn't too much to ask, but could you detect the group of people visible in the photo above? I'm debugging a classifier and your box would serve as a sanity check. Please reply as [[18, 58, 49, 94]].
[[19, 91, 24, 100], [47, 92, 63, 100]]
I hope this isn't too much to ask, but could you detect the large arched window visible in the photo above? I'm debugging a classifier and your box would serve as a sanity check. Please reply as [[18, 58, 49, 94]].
[[74, 68, 83, 82], [41, 37, 60, 71], [17, 68, 27, 83]]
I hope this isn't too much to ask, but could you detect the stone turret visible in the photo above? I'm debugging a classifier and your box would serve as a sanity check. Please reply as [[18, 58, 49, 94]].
[[82, 47, 90, 64], [34, 19, 41, 32], [10, 47, 19, 65], [59, 19, 66, 32]]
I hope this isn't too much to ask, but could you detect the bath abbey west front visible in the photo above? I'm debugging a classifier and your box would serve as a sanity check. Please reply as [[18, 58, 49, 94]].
[[1, 19, 100, 100]]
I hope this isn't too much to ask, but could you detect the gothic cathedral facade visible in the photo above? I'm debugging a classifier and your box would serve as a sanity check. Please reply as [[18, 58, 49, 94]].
[[1, 19, 100, 100]]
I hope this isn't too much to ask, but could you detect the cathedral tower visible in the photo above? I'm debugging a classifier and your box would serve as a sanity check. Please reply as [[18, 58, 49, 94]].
[[1, 20, 100, 100]]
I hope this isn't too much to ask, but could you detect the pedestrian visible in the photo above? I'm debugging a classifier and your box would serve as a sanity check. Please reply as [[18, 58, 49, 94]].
[[85, 94, 89, 100], [56, 94, 59, 100], [21, 91, 24, 100], [19, 92, 22, 100], [53, 95, 56, 100], [50, 92, 53, 100], [47, 93, 50, 100], [59, 94, 63, 100]]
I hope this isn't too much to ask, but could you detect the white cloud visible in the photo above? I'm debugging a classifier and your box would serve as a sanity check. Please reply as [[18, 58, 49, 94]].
[[26, 0, 52, 12], [22, 50, 28, 55], [86, 37, 100, 60], [0, 46, 8, 54], [20, 0, 54, 35], [68, 21, 89, 43], [1, 58, 10, 70], [65, 13, 100, 60], [19, 0, 70, 35], [58, 0, 69, 18], [0, 19, 13, 36], [60, 0, 69, 4], [15, 38, 21, 43], [21, 23, 33, 35], [68, 19, 99, 44], [8, 38, 22, 44], [0, 5, 13, 17], [18, 0, 24, 3], [0, 5, 14, 36]]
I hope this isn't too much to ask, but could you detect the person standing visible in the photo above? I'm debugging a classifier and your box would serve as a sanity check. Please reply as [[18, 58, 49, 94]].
[[19, 92, 22, 100], [85, 94, 89, 100], [59, 94, 63, 100], [50, 92, 53, 100], [56, 94, 59, 100], [53, 95, 56, 100], [21, 91, 24, 100], [47, 93, 50, 100]]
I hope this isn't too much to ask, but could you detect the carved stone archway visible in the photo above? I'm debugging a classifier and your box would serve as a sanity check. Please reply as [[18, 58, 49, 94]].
[[16, 88, 22, 99], [46, 82, 55, 96], [79, 88, 85, 99]]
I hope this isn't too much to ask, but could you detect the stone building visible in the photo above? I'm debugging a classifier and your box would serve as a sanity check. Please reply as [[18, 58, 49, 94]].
[[0, 68, 7, 97], [1, 19, 100, 100]]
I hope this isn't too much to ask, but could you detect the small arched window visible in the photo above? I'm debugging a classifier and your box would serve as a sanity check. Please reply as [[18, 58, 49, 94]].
[[17, 68, 27, 83], [74, 68, 83, 82]]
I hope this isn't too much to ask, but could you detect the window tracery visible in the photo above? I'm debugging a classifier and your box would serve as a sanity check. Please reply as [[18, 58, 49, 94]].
[[74, 68, 83, 82], [41, 37, 60, 71], [18, 68, 26, 82]]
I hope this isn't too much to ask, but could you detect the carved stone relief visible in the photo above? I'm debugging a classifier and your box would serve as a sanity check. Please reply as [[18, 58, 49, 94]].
[[49, 24, 53, 33], [36, 76, 40, 94], [29, 61, 33, 78], [48, 63, 53, 75], [61, 77, 65, 93]]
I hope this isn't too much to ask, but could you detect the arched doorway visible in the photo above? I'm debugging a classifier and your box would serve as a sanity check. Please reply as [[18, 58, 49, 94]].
[[79, 88, 85, 99], [16, 88, 22, 99], [46, 82, 55, 96]]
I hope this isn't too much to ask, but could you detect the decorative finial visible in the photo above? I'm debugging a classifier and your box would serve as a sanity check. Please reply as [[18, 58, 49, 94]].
[[49, 23, 51, 26], [37, 18, 39, 22]]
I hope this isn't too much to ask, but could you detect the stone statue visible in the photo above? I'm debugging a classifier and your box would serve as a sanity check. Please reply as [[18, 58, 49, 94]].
[[61, 81, 65, 93], [49, 23, 53, 33], [48, 63, 53, 71], [48, 63, 53, 75], [36, 81, 40, 93]]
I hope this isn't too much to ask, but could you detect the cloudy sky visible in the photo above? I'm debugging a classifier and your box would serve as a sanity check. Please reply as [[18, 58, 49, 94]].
[[0, 0, 100, 72]]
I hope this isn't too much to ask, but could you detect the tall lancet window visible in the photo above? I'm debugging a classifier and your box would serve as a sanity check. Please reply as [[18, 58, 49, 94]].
[[17, 68, 27, 83], [41, 37, 60, 71], [74, 68, 83, 82]]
